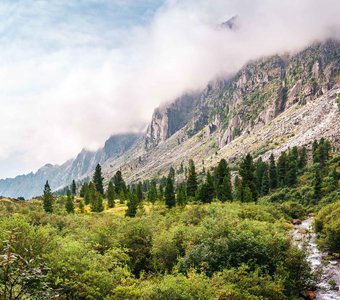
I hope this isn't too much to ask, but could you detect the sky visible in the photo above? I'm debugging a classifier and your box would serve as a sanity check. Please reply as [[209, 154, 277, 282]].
[[0, 0, 340, 179]]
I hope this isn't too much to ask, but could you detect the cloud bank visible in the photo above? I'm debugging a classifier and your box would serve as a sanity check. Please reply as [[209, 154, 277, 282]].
[[0, 0, 339, 178]]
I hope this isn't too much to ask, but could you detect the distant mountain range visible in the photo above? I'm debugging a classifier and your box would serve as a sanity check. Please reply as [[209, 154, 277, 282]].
[[1, 39, 339, 199]]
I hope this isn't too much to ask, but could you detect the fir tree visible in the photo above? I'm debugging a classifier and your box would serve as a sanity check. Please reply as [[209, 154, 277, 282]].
[[65, 190, 74, 213], [314, 168, 322, 201], [107, 181, 115, 208], [312, 140, 319, 164], [136, 182, 144, 203], [255, 158, 267, 195], [93, 164, 104, 195], [242, 185, 253, 203], [220, 175, 233, 202], [269, 153, 278, 190], [91, 191, 104, 213], [165, 175, 176, 208], [176, 183, 187, 207], [80, 183, 88, 198], [43, 180, 53, 213], [239, 154, 257, 202], [286, 159, 298, 187], [214, 159, 232, 200], [126, 193, 138, 217], [147, 182, 158, 204], [261, 165, 270, 195], [277, 152, 288, 187], [298, 146, 307, 169], [186, 159, 198, 197], [169, 167, 175, 181], [234, 176, 242, 201], [71, 180, 77, 196]]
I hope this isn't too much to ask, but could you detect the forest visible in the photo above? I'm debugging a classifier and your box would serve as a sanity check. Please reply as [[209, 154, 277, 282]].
[[0, 138, 339, 299]]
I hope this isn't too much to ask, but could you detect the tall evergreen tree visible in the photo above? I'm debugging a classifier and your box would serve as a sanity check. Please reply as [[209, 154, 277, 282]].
[[71, 180, 77, 196], [169, 167, 175, 181], [165, 175, 176, 208], [214, 159, 232, 200], [220, 175, 233, 202], [113, 170, 127, 200], [91, 191, 104, 213], [239, 154, 257, 202], [80, 182, 88, 198], [65, 190, 74, 213], [126, 193, 138, 217], [269, 153, 278, 190], [107, 181, 115, 208], [312, 140, 319, 164], [286, 159, 298, 187], [136, 182, 144, 203], [43, 180, 53, 213], [314, 168, 322, 201], [186, 159, 198, 197], [234, 176, 242, 201], [242, 185, 253, 203], [147, 182, 158, 204], [298, 146, 307, 169], [176, 183, 187, 207], [198, 171, 215, 203], [261, 165, 270, 195], [93, 164, 104, 195], [255, 158, 267, 195], [277, 152, 288, 187]]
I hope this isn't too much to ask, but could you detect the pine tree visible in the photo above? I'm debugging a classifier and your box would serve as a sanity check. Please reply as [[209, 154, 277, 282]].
[[113, 170, 127, 198], [277, 152, 288, 187], [214, 159, 232, 200], [186, 159, 198, 197], [298, 146, 307, 169], [239, 154, 257, 202], [255, 158, 267, 194], [242, 185, 253, 203], [312, 140, 319, 164], [269, 153, 278, 190], [65, 190, 74, 213], [43, 180, 53, 213], [93, 164, 104, 195], [107, 181, 115, 208], [169, 167, 175, 181], [234, 176, 242, 201], [205, 171, 215, 202], [147, 182, 158, 204], [176, 183, 187, 207], [286, 159, 298, 187], [126, 193, 138, 217], [136, 182, 144, 203], [165, 175, 176, 208], [261, 165, 270, 195], [220, 175, 233, 202], [80, 182, 88, 198], [71, 180, 77, 196], [159, 183, 164, 200], [314, 168, 322, 201]]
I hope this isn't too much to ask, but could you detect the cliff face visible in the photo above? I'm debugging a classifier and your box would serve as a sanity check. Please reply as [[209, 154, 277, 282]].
[[0, 133, 141, 198]]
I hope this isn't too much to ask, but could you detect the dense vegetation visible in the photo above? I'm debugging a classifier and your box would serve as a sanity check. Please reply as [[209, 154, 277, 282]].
[[0, 139, 339, 299]]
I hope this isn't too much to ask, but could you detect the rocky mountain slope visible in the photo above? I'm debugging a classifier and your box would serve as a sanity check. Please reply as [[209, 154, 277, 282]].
[[1, 39, 339, 198]]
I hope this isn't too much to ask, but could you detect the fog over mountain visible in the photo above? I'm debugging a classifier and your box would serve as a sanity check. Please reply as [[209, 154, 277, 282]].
[[1, 0, 340, 179]]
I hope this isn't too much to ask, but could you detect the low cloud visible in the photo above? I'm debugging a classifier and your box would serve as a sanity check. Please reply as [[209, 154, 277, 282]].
[[0, 0, 339, 178]]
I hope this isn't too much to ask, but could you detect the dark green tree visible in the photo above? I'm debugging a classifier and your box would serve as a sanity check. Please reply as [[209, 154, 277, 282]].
[[147, 182, 158, 204], [79, 182, 88, 198], [169, 167, 175, 181], [93, 164, 104, 195], [176, 183, 187, 207], [314, 168, 322, 201], [255, 158, 267, 195], [261, 165, 270, 195], [65, 190, 74, 213], [107, 181, 115, 208], [43, 181, 53, 213], [269, 153, 278, 190], [239, 154, 257, 202], [286, 159, 298, 187], [136, 182, 144, 203], [71, 180, 77, 196], [234, 176, 242, 201], [312, 140, 319, 164], [113, 170, 127, 199], [298, 146, 307, 169], [277, 152, 288, 187], [165, 175, 176, 209], [214, 159, 232, 200], [186, 159, 198, 197], [126, 193, 138, 217], [220, 175, 233, 202]]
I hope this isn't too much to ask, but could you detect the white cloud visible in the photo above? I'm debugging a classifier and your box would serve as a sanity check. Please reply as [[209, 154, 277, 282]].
[[0, 0, 339, 178]]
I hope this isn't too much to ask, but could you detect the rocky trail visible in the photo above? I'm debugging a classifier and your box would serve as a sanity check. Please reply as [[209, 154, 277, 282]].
[[292, 218, 340, 299]]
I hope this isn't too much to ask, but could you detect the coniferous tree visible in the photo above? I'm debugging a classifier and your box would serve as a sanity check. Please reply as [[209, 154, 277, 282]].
[[84, 186, 91, 205], [242, 185, 253, 202], [269, 153, 278, 190], [126, 193, 138, 217], [159, 183, 164, 200], [176, 183, 187, 207], [330, 167, 339, 191], [198, 171, 215, 203], [261, 165, 270, 195], [165, 175, 176, 208], [136, 182, 144, 203], [314, 168, 322, 201], [93, 164, 104, 195], [65, 190, 74, 213], [255, 158, 267, 195], [186, 159, 198, 197], [312, 140, 319, 164], [147, 182, 158, 204], [298, 146, 307, 169], [71, 180, 77, 196], [286, 159, 298, 187], [234, 176, 242, 201], [277, 152, 288, 187], [43, 180, 53, 213], [169, 167, 175, 181], [80, 182, 88, 198], [107, 181, 115, 208], [214, 159, 232, 200], [239, 154, 257, 202], [92, 191, 104, 212], [220, 175, 233, 202]]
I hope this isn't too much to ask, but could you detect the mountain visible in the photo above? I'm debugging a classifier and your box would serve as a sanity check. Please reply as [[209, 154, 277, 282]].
[[0, 133, 141, 198], [1, 39, 339, 198]]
